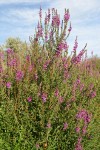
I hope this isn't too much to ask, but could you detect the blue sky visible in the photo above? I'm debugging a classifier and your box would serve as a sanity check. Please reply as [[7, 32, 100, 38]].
[[0, 0, 100, 56]]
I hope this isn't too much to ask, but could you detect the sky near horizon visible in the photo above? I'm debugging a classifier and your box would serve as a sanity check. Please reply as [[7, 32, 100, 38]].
[[0, 0, 100, 56]]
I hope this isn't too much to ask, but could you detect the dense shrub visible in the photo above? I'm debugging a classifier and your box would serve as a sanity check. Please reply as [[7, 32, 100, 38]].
[[0, 8, 100, 150]]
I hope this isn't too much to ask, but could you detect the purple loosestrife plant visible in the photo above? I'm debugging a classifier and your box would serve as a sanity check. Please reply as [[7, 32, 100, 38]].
[[6, 82, 11, 88], [36, 23, 43, 38], [27, 96, 32, 102], [41, 92, 47, 103], [68, 23, 72, 32], [58, 95, 64, 103], [16, 70, 24, 81], [76, 109, 91, 124], [75, 137, 83, 150], [90, 91, 96, 98], [54, 88, 59, 97], [73, 37, 78, 51], [75, 127, 80, 134], [52, 14, 60, 27], [43, 60, 50, 70], [0, 7, 98, 150], [64, 10, 70, 22], [8, 58, 17, 67], [6, 48, 14, 54], [63, 122, 68, 131]]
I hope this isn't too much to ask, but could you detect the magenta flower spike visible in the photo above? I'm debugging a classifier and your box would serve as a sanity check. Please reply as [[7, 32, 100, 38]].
[[54, 88, 59, 97], [27, 96, 32, 102], [8, 58, 17, 67], [75, 127, 80, 133], [7, 48, 14, 54], [75, 137, 83, 150], [41, 92, 47, 103], [6, 82, 11, 88], [16, 70, 24, 81], [63, 122, 68, 131], [52, 14, 60, 27], [91, 91, 96, 98], [68, 23, 72, 32]]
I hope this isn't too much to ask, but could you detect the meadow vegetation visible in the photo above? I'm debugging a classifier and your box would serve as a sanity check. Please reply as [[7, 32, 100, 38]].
[[0, 8, 100, 150]]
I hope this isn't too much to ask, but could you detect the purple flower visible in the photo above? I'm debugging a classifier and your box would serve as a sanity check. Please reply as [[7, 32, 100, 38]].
[[75, 142, 83, 150], [43, 60, 50, 70], [72, 50, 85, 64], [64, 70, 69, 79], [80, 84, 84, 91], [16, 70, 24, 81], [45, 34, 48, 41], [58, 96, 63, 103], [34, 73, 38, 81], [75, 127, 80, 133], [68, 23, 72, 32], [76, 78, 81, 85], [54, 88, 59, 97], [39, 6, 42, 19], [45, 14, 48, 25], [85, 113, 92, 124], [8, 58, 17, 67], [76, 109, 91, 124], [29, 65, 34, 72], [63, 122, 68, 131], [49, 31, 53, 39], [52, 15, 60, 27], [26, 55, 30, 62], [6, 82, 11, 88], [90, 91, 96, 98], [62, 57, 67, 63], [64, 11, 70, 21], [77, 137, 82, 143], [27, 96, 32, 102], [47, 123, 51, 128], [59, 42, 68, 50], [56, 42, 68, 56], [36, 23, 43, 38], [45, 10, 50, 25], [6, 48, 13, 54], [75, 137, 83, 150], [41, 92, 47, 103], [73, 37, 78, 52], [63, 62, 68, 69], [76, 110, 87, 120]]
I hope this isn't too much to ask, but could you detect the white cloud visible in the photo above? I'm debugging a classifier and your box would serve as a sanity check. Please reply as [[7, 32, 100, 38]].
[[0, 0, 50, 5], [0, 7, 46, 44], [0, 6, 47, 25], [7, 9, 39, 24]]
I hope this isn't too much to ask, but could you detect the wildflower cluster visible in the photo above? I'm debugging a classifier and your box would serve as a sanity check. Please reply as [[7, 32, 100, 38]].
[[0, 7, 99, 150]]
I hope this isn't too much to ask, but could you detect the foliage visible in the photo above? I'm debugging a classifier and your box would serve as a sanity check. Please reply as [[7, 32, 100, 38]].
[[0, 8, 100, 150]]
